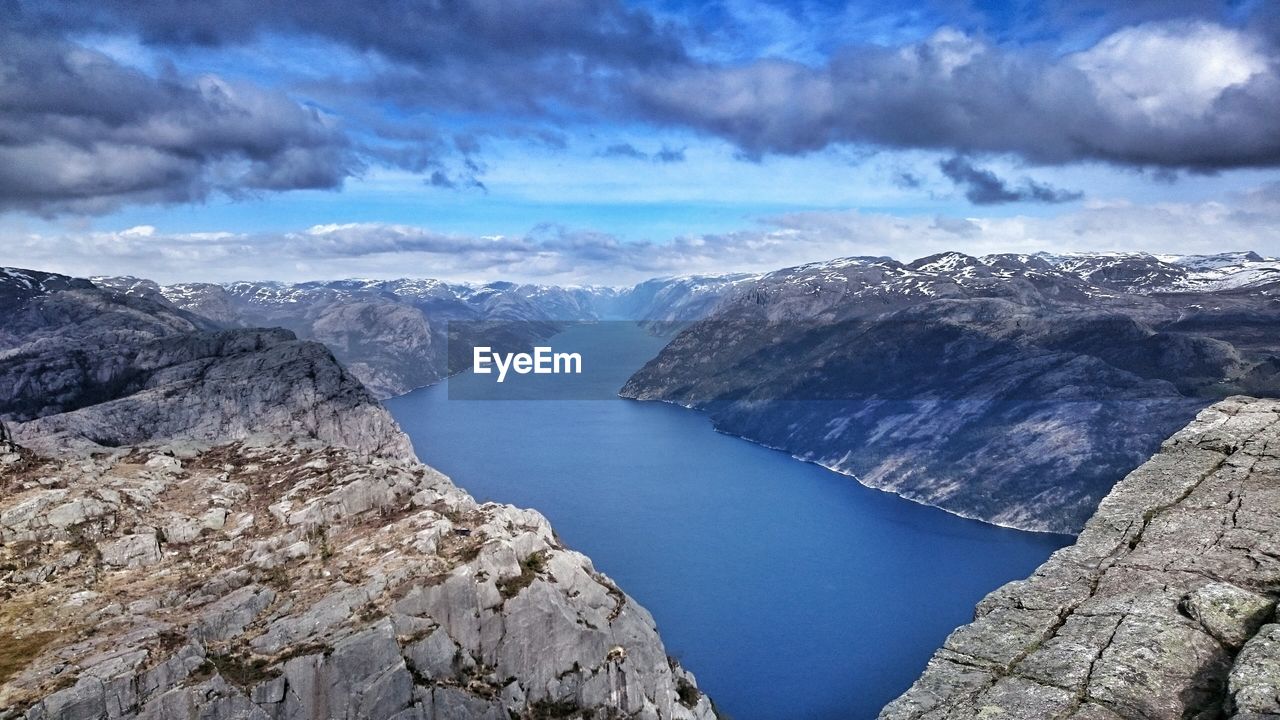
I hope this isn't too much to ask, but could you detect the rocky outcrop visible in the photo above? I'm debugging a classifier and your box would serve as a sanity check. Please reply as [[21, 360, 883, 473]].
[[881, 396, 1280, 719], [622, 252, 1280, 532], [0, 271, 413, 460], [0, 439, 714, 720], [9, 328, 414, 460]]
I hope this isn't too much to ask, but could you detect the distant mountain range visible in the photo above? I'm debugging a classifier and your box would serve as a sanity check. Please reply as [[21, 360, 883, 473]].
[[91, 273, 755, 398]]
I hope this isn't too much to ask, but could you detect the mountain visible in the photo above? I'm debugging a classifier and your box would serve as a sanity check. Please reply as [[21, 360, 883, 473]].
[[91, 274, 753, 399], [1038, 250, 1280, 293], [883, 395, 1280, 719], [621, 251, 1280, 533], [0, 267, 715, 720], [595, 274, 760, 322]]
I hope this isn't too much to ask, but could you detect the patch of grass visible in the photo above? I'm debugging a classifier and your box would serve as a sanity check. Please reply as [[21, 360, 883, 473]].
[[306, 524, 333, 562], [0, 630, 60, 684], [496, 552, 548, 600], [207, 652, 280, 689], [260, 565, 292, 591]]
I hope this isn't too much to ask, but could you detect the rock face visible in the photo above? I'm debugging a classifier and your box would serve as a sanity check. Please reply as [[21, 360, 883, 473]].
[[0, 440, 714, 720], [0, 269, 413, 460], [881, 396, 1280, 720], [622, 252, 1280, 532]]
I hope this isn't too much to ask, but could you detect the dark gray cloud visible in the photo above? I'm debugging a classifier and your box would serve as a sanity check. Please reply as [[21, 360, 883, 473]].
[[626, 22, 1280, 171], [0, 0, 691, 214], [24, 0, 1278, 175], [600, 143, 648, 160], [427, 171, 486, 193], [597, 143, 686, 163], [427, 171, 457, 190], [653, 145, 686, 163], [893, 172, 924, 189], [0, 31, 359, 215], [15, 0, 686, 68], [939, 157, 1083, 205], [10, 0, 686, 115]]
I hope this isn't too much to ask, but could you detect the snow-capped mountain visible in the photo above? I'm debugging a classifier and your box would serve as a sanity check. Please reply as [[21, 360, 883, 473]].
[[1036, 250, 1280, 293]]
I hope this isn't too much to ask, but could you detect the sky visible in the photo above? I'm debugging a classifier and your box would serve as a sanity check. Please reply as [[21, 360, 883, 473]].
[[2, 0, 1280, 284]]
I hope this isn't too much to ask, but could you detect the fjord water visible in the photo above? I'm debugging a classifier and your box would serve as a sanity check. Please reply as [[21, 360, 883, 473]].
[[387, 322, 1070, 720]]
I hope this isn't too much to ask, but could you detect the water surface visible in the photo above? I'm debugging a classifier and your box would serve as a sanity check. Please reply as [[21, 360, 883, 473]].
[[387, 322, 1070, 720]]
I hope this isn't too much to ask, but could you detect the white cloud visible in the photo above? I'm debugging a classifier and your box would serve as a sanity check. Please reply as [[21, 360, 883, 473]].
[[1072, 21, 1269, 122], [4, 185, 1280, 285]]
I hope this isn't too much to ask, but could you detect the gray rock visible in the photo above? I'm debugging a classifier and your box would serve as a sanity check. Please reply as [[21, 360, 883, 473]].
[[403, 627, 458, 680], [1181, 583, 1277, 650], [0, 274, 416, 461], [10, 328, 416, 461], [1229, 623, 1280, 717], [0, 266, 711, 719], [882, 397, 1280, 720], [100, 533, 161, 568], [3, 439, 713, 720], [194, 585, 277, 643]]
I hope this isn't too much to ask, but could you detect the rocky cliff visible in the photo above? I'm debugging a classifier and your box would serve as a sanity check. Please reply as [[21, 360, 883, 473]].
[[0, 439, 714, 720], [0, 270, 411, 460], [0, 268, 714, 720], [881, 396, 1280, 720]]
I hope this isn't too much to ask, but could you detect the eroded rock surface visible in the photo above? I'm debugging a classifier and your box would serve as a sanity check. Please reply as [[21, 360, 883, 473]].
[[0, 440, 714, 720], [881, 396, 1280, 719]]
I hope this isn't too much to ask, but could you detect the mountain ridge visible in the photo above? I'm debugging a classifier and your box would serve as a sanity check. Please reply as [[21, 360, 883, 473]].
[[620, 249, 1280, 533]]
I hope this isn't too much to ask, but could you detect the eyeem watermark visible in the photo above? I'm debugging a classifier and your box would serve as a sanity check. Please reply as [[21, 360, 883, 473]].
[[472, 346, 583, 383]]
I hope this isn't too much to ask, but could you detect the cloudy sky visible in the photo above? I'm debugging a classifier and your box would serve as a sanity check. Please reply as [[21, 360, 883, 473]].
[[2, 0, 1279, 284]]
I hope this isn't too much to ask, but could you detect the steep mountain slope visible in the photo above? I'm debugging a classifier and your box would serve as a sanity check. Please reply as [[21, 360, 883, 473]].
[[622, 252, 1280, 532], [0, 268, 714, 719], [882, 396, 1280, 720]]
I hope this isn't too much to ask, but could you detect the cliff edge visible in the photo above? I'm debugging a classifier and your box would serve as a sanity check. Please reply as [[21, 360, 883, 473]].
[[882, 396, 1280, 720]]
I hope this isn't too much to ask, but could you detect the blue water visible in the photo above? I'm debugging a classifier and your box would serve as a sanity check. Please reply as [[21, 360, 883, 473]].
[[387, 322, 1070, 720]]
